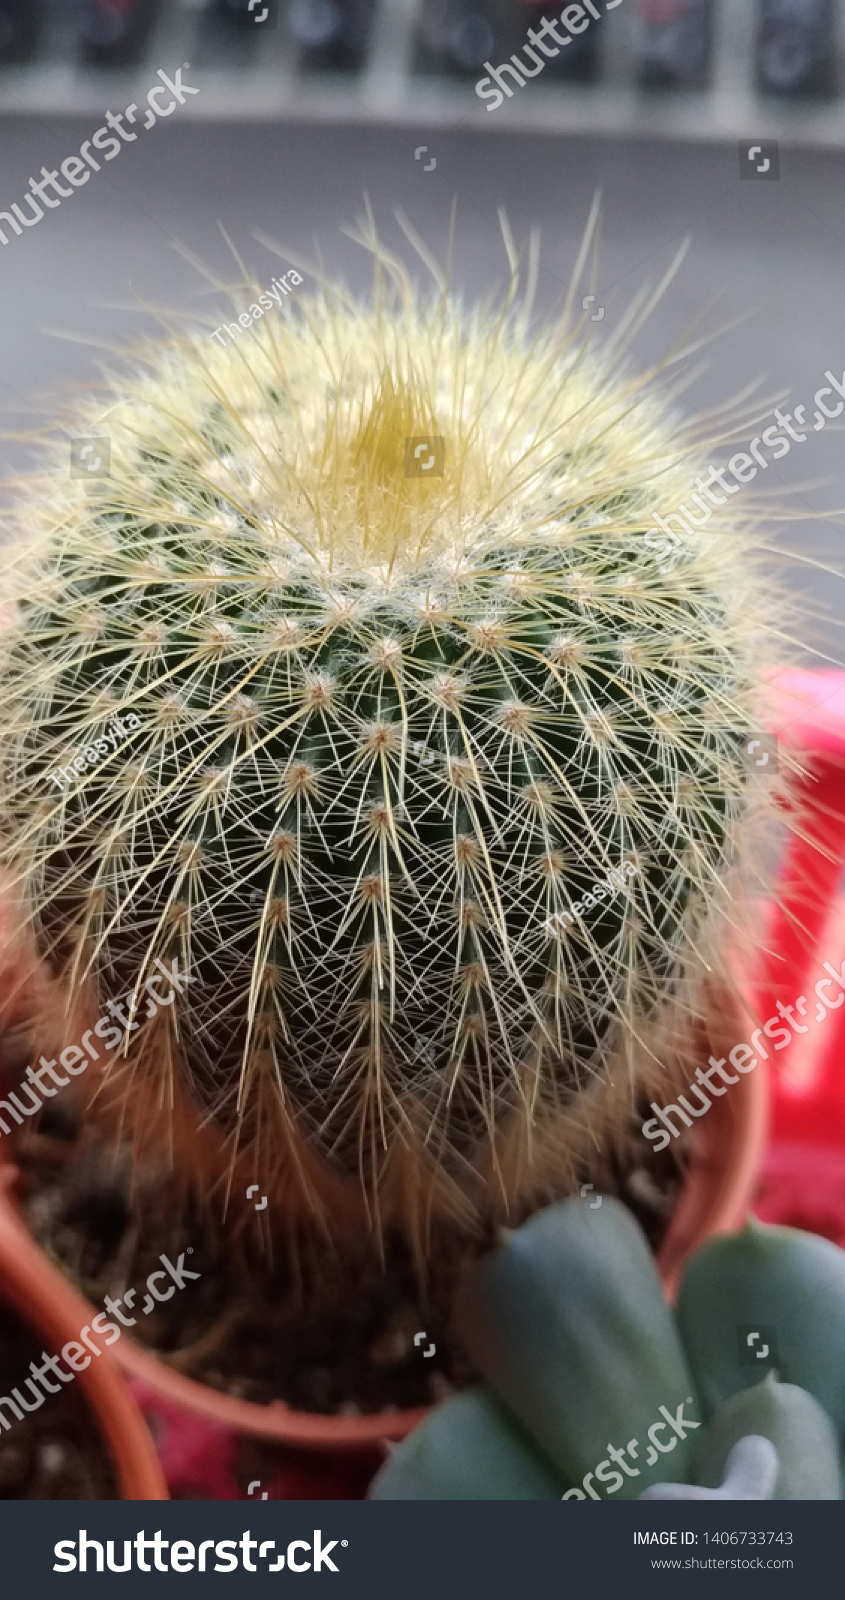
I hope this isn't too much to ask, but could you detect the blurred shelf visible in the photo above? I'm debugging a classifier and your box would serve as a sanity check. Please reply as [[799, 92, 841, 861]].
[[0, 0, 843, 149]]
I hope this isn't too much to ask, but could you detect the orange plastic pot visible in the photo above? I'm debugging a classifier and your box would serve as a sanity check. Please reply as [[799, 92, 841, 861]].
[[0, 1161, 168, 1498]]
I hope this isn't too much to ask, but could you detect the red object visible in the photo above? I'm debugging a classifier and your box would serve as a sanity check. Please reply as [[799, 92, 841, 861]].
[[129, 1382, 239, 1500], [751, 669, 845, 1242], [757, 669, 845, 1139], [129, 1380, 381, 1501]]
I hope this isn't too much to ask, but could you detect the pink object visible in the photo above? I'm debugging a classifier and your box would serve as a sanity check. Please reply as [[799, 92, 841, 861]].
[[128, 1381, 239, 1500], [754, 1141, 845, 1247], [127, 1379, 381, 1500], [758, 669, 845, 1134], [748, 669, 845, 1245]]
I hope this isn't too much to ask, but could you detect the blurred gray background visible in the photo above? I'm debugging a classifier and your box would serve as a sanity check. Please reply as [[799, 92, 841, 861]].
[[1, 0, 844, 659]]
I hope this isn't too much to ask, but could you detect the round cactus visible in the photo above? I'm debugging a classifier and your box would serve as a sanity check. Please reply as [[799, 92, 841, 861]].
[[0, 219, 776, 1256]]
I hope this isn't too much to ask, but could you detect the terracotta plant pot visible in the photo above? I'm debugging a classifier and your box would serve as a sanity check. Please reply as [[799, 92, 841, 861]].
[[101, 1012, 767, 1452], [0, 1161, 168, 1499], [0, 894, 768, 1458], [0, 939, 768, 1458], [654, 1037, 768, 1300]]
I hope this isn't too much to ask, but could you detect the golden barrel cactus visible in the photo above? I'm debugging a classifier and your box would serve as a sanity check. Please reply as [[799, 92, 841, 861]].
[[0, 216, 776, 1260]]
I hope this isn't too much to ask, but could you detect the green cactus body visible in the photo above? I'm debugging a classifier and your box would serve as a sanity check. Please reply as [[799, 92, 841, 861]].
[[0, 231, 773, 1252]]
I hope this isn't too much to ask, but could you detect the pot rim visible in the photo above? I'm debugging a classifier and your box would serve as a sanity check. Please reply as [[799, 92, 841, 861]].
[[0, 1165, 168, 1497]]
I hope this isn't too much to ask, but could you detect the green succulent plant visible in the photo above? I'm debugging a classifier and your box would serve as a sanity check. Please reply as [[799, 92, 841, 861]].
[[0, 212, 777, 1258], [371, 1202, 844, 1500]]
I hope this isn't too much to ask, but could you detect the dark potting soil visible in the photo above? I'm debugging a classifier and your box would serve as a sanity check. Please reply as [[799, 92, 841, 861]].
[[15, 1101, 687, 1418], [0, 1300, 118, 1498]]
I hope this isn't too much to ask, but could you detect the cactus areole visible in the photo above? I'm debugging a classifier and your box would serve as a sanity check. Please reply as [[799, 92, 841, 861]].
[[0, 229, 768, 1257]]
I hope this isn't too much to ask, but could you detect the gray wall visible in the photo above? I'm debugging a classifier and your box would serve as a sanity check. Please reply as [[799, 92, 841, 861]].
[[1, 115, 843, 654]]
